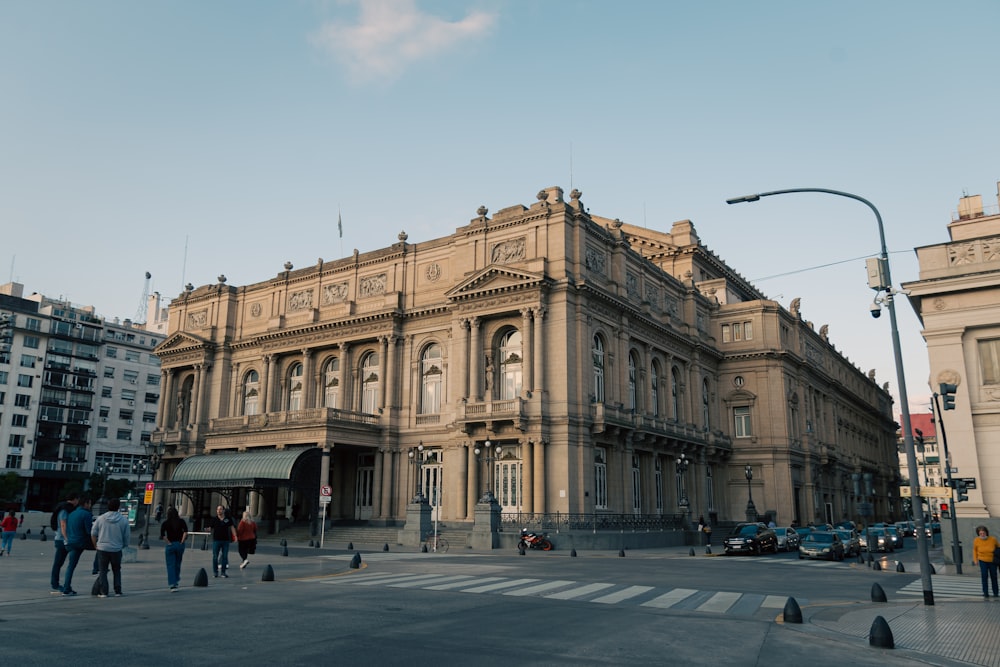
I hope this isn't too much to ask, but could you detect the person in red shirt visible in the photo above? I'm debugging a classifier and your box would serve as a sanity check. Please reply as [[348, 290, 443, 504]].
[[1, 510, 19, 556], [236, 511, 258, 569]]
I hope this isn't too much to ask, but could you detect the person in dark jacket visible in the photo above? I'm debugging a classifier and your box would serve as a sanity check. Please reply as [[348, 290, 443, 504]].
[[208, 505, 237, 578], [160, 507, 188, 591], [62, 496, 94, 596]]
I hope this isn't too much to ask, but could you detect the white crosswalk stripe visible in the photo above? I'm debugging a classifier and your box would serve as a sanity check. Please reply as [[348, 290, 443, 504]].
[[897, 574, 990, 599], [318, 571, 800, 617]]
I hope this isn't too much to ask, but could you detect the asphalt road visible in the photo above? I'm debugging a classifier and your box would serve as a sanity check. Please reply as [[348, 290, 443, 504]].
[[0, 542, 959, 667]]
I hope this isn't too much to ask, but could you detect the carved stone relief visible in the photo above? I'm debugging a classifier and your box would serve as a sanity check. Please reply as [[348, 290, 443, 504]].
[[322, 283, 349, 305], [188, 310, 208, 329], [288, 289, 314, 311], [490, 237, 526, 264], [585, 246, 606, 275], [359, 274, 387, 298]]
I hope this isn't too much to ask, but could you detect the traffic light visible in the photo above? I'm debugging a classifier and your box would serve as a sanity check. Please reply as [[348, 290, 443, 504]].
[[940, 383, 958, 410], [940, 502, 949, 518], [954, 479, 969, 502]]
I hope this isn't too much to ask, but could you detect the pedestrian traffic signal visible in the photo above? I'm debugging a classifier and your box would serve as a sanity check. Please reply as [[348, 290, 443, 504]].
[[940, 383, 958, 410], [940, 502, 949, 517], [954, 479, 969, 502]]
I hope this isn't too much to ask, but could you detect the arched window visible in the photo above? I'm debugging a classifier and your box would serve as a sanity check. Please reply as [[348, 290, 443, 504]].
[[592, 335, 605, 403], [671, 366, 681, 421], [288, 363, 304, 411], [243, 370, 259, 416], [323, 357, 340, 409], [420, 343, 443, 414], [702, 378, 710, 430], [651, 361, 661, 417], [498, 330, 522, 400], [360, 351, 380, 414], [628, 351, 639, 412]]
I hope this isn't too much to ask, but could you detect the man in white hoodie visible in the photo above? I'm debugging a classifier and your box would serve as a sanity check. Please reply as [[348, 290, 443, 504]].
[[91, 497, 130, 597]]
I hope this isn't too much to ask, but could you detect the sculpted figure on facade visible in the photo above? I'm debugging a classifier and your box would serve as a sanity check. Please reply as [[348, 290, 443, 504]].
[[322, 283, 349, 305], [288, 289, 314, 311], [359, 274, 386, 298], [490, 238, 526, 265]]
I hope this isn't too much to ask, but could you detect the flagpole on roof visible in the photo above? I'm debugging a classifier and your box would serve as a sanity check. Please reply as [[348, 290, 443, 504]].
[[338, 207, 343, 258]]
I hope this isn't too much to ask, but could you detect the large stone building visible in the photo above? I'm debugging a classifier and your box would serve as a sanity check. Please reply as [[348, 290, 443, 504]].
[[904, 183, 1000, 541], [151, 187, 899, 541]]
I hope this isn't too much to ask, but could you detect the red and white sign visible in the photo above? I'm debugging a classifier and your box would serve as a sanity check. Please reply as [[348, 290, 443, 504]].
[[320, 485, 332, 497]]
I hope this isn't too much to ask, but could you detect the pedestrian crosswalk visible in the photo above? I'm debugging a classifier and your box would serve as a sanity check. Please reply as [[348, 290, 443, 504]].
[[897, 574, 991, 600], [318, 570, 795, 617]]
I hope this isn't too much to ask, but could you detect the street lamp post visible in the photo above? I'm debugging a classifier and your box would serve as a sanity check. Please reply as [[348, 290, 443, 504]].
[[135, 442, 165, 550], [675, 454, 690, 520], [474, 440, 503, 503], [95, 462, 113, 507], [407, 444, 426, 503], [744, 465, 757, 523], [727, 187, 934, 605]]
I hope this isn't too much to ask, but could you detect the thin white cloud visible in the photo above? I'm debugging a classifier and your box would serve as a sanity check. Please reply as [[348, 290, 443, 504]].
[[312, 0, 497, 82]]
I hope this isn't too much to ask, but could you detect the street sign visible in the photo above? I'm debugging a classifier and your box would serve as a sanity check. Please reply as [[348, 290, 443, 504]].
[[143, 482, 155, 505], [319, 484, 332, 504], [900, 486, 950, 498], [958, 477, 977, 490]]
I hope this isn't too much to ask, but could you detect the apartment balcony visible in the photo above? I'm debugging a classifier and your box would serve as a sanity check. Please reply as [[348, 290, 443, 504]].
[[590, 402, 732, 451], [457, 397, 526, 433]]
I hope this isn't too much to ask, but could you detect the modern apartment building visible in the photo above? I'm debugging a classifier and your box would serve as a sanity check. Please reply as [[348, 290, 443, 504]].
[[151, 186, 899, 538], [0, 282, 164, 509]]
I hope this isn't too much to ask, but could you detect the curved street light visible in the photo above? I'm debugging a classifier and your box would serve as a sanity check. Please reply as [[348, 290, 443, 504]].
[[474, 440, 503, 503], [727, 187, 933, 605]]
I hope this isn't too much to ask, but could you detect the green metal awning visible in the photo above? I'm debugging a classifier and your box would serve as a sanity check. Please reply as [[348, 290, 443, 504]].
[[156, 447, 322, 491]]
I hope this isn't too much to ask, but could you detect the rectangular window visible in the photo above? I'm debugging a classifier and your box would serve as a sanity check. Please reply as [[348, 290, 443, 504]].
[[101, 387, 112, 398], [743, 321, 753, 340], [97, 426, 108, 439], [11, 413, 28, 427], [15, 393, 31, 408], [734, 406, 752, 438], [594, 447, 608, 509], [121, 389, 136, 401], [123, 370, 139, 383], [17, 374, 32, 388], [106, 346, 118, 358], [144, 392, 159, 404], [25, 317, 41, 331], [104, 367, 115, 378], [119, 409, 134, 421], [116, 429, 133, 441], [23, 335, 40, 349], [142, 412, 157, 424], [0, 371, 7, 384], [146, 374, 160, 386], [5, 454, 22, 468], [980, 338, 1000, 385], [125, 350, 140, 362], [20, 354, 36, 368], [721, 325, 730, 343], [8, 433, 25, 448]]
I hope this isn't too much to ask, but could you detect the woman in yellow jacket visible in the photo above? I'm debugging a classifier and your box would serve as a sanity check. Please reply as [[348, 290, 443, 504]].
[[971, 525, 999, 598]]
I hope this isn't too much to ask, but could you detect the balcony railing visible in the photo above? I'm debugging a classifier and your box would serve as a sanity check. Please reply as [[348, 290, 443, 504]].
[[459, 398, 525, 423], [590, 402, 732, 449], [209, 407, 379, 434]]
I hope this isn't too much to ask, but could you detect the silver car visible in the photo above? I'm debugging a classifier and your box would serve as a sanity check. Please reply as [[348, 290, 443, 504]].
[[774, 527, 801, 552]]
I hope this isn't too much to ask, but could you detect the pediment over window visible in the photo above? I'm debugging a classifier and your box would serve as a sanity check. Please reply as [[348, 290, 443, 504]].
[[723, 388, 757, 404], [445, 266, 546, 301], [155, 332, 215, 358]]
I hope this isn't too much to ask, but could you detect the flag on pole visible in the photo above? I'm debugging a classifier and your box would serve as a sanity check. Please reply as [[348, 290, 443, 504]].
[[338, 211, 343, 238]]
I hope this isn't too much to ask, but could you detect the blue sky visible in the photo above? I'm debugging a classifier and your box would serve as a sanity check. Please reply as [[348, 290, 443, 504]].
[[3, 0, 999, 415]]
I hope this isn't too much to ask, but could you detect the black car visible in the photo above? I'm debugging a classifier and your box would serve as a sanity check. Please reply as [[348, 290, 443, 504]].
[[723, 522, 778, 555]]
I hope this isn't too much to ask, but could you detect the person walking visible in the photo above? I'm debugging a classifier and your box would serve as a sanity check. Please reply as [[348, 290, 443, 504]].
[[50, 493, 79, 593], [91, 497, 130, 597], [208, 505, 237, 578], [160, 507, 188, 591], [0, 510, 18, 556], [62, 495, 94, 596], [236, 511, 257, 569], [971, 525, 1000, 599]]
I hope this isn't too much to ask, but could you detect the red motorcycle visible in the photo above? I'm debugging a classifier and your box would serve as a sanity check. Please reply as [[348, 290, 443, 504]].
[[517, 529, 553, 551]]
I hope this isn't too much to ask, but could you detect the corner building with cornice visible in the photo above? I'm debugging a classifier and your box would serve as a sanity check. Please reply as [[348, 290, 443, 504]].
[[151, 186, 899, 546]]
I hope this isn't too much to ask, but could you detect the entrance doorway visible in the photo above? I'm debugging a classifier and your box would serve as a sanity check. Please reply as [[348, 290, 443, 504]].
[[355, 453, 374, 520]]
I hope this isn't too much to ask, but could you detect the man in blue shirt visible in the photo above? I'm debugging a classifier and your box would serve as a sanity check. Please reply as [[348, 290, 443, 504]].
[[49, 492, 79, 594], [62, 495, 94, 596]]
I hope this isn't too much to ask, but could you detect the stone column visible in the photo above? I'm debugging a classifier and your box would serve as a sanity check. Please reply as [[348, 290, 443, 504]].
[[466, 443, 478, 519], [384, 335, 396, 413], [533, 439, 546, 514], [338, 343, 350, 410], [457, 318, 470, 401], [522, 439, 534, 514], [157, 369, 171, 427], [533, 307, 545, 394], [261, 355, 275, 414], [192, 363, 207, 426], [456, 444, 469, 520], [469, 317, 481, 401], [301, 348, 314, 409], [379, 336, 390, 410], [520, 308, 533, 394]]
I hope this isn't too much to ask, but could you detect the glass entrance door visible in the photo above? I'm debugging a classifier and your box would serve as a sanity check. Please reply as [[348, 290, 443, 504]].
[[355, 454, 374, 520]]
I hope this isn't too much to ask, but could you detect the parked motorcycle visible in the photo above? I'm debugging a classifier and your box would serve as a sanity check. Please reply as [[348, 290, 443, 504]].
[[517, 529, 553, 551]]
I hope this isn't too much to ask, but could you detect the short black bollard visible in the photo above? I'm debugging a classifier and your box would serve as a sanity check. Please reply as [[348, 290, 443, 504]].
[[689, 547, 696, 557], [873, 560, 882, 571], [383, 543, 389, 552], [348, 542, 353, 551], [282, 545, 288, 557], [350, 552, 361, 569], [421, 544, 428, 553], [871, 582, 887, 602], [895, 562, 905, 573], [869, 615, 894, 649], [783, 597, 803, 624], [19, 533, 26, 540], [193, 568, 209, 587], [518, 545, 526, 555], [40, 531, 47, 542], [314, 541, 320, 548], [570, 548, 577, 557], [619, 549, 626, 557], [261, 564, 275, 582], [308, 539, 314, 547]]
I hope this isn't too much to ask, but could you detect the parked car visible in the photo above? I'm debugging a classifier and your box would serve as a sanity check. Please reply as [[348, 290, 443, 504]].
[[798, 531, 845, 561], [833, 528, 861, 557], [860, 527, 895, 553], [724, 522, 779, 556], [894, 521, 915, 538], [774, 527, 801, 552], [883, 525, 902, 549]]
